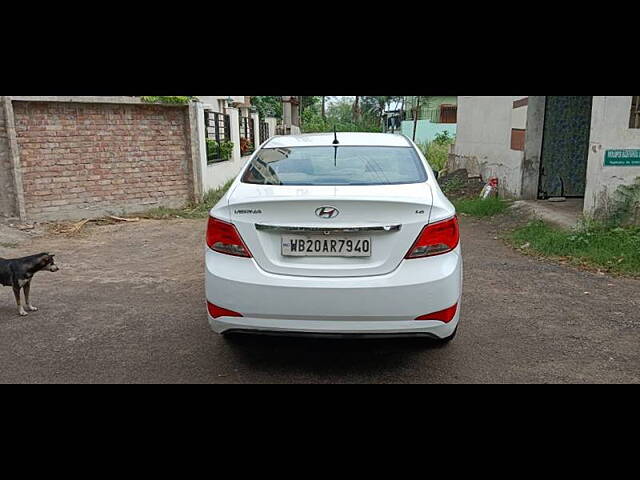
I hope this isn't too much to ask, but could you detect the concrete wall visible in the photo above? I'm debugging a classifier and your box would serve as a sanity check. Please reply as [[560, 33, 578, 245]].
[[511, 97, 528, 130], [584, 96, 640, 216], [204, 156, 250, 192], [450, 96, 525, 198], [200, 107, 277, 192], [400, 120, 456, 144], [11, 100, 197, 221], [0, 98, 17, 218], [521, 96, 545, 199]]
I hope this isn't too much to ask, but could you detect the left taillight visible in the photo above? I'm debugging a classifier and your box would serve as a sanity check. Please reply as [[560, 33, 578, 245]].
[[405, 216, 460, 259], [206, 216, 252, 257]]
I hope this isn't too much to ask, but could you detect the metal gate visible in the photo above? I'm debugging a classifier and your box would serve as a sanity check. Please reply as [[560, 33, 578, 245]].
[[259, 121, 270, 143], [538, 96, 593, 198], [239, 117, 255, 156], [205, 111, 231, 163]]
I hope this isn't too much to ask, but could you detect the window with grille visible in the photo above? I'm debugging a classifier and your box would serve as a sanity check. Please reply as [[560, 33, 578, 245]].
[[631, 96, 640, 128]]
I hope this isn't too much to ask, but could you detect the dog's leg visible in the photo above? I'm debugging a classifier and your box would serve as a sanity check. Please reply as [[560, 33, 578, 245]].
[[13, 286, 27, 316], [23, 281, 38, 312]]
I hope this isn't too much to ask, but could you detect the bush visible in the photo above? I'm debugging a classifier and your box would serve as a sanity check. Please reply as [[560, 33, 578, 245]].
[[417, 132, 455, 173], [207, 140, 234, 163], [140, 96, 196, 104]]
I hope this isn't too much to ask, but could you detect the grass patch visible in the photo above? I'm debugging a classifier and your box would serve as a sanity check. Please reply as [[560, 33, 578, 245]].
[[453, 197, 510, 217], [144, 180, 234, 219], [0, 242, 19, 249], [507, 220, 640, 276]]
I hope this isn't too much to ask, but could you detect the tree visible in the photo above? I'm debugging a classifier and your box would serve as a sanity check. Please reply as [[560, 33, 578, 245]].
[[352, 96, 361, 122], [361, 96, 402, 127], [251, 96, 283, 119], [299, 97, 381, 133]]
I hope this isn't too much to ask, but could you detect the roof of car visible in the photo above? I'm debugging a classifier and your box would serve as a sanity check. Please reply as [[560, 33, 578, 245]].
[[263, 132, 413, 148]]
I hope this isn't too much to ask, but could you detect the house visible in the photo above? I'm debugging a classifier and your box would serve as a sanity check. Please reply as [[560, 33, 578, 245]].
[[450, 96, 640, 220], [382, 98, 404, 133], [400, 96, 457, 144], [196, 96, 277, 191]]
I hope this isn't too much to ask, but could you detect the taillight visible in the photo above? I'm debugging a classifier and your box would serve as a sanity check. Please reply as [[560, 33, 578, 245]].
[[206, 217, 252, 257], [405, 216, 459, 259], [207, 301, 243, 318], [415, 303, 458, 322]]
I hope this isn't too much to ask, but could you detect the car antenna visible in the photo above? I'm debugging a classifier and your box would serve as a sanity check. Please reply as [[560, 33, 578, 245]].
[[333, 125, 339, 166]]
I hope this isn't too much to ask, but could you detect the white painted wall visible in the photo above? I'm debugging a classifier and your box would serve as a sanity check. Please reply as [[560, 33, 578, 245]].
[[511, 96, 528, 130], [204, 156, 250, 192], [451, 96, 525, 197], [200, 111, 278, 192], [584, 96, 640, 216]]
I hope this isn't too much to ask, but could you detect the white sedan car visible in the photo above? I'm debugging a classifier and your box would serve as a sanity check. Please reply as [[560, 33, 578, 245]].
[[205, 132, 462, 341]]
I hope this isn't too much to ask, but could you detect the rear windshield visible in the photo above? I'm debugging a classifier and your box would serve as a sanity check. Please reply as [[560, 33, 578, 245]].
[[241, 146, 427, 186]]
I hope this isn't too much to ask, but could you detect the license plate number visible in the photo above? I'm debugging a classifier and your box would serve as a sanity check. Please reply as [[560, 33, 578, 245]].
[[282, 235, 372, 257]]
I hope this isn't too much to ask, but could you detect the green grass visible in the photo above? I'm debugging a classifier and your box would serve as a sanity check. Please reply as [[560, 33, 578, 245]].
[[453, 197, 510, 217], [507, 220, 640, 276], [144, 180, 234, 219], [0, 242, 19, 249]]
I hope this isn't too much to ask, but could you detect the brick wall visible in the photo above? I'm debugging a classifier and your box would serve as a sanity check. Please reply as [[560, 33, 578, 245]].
[[12, 101, 194, 220], [0, 98, 17, 218]]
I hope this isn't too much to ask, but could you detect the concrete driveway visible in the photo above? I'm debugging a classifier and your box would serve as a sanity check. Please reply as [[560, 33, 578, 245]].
[[0, 216, 638, 383]]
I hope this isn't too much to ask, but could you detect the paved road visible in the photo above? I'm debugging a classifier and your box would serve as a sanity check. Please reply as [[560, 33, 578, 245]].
[[1, 216, 638, 383]]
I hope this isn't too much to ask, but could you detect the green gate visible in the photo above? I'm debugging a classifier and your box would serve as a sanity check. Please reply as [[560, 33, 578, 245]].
[[538, 96, 593, 198]]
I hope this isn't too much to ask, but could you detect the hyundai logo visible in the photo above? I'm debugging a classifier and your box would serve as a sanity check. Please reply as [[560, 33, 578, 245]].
[[315, 206, 339, 219]]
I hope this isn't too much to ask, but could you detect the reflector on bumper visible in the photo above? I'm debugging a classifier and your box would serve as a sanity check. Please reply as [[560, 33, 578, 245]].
[[415, 303, 458, 323], [207, 301, 243, 319]]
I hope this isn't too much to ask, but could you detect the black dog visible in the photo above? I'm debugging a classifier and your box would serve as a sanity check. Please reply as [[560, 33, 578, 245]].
[[0, 253, 59, 316]]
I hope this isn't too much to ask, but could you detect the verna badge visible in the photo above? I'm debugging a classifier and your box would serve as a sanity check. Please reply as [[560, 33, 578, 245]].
[[315, 206, 339, 219]]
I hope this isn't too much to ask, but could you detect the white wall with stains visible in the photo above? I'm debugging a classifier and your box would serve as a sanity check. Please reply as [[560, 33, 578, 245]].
[[584, 96, 640, 216], [450, 96, 525, 198]]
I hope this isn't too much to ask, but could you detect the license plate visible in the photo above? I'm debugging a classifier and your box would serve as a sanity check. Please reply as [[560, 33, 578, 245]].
[[282, 235, 372, 257]]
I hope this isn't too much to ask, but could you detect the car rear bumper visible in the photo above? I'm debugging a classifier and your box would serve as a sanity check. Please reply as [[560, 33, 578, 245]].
[[205, 246, 462, 339]]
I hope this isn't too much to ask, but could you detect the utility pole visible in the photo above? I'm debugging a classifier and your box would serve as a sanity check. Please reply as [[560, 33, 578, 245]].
[[412, 96, 421, 141]]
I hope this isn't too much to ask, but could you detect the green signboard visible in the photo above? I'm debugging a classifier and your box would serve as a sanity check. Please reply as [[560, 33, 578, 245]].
[[604, 149, 640, 166]]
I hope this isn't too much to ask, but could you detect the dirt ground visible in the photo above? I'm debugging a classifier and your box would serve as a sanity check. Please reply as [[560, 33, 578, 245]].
[[0, 214, 638, 383]]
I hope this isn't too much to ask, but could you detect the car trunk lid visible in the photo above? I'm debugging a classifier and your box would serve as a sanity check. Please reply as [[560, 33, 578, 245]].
[[228, 182, 433, 277]]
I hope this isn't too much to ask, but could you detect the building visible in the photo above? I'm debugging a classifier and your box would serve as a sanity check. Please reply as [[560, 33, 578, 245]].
[[451, 96, 640, 220], [400, 96, 457, 144], [197, 96, 277, 192]]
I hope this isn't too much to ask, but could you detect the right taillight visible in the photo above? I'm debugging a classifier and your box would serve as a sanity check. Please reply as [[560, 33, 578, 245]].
[[405, 216, 460, 259], [206, 216, 252, 257]]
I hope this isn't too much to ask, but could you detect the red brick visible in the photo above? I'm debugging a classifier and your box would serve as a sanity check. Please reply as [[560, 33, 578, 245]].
[[13, 101, 192, 218]]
